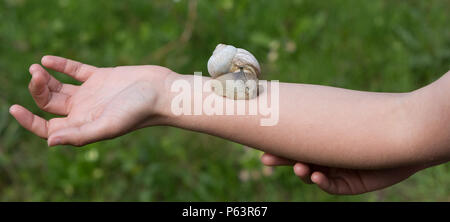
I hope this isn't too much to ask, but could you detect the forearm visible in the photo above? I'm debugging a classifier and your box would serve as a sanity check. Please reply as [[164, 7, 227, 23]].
[[155, 72, 450, 169]]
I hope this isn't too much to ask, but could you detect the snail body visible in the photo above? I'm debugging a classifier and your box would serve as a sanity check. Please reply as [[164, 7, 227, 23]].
[[207, 44, 260, 100]]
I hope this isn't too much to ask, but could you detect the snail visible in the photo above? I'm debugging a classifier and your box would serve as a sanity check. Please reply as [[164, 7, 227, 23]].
[[207, 44, 261, 100]]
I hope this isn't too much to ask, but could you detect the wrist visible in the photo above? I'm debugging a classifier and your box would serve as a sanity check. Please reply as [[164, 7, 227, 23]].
[[152, 72, 212, 127], [150, 70, 185, 126]]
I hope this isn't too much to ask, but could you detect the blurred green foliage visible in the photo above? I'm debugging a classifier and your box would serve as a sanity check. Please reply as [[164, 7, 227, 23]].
[[0, 0, 449, 201]]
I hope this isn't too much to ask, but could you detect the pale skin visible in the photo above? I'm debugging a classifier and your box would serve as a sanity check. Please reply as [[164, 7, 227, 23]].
[[9, 56, 450, 195]]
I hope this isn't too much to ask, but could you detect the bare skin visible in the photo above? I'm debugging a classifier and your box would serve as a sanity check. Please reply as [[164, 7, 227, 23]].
[[260, 153, 447, 194], [9, 56, 449, 195]]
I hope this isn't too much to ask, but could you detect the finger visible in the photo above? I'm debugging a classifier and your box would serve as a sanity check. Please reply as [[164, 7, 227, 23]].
[[293, 162, 313, 184], [47, 117, 71, 136], [9, 104, 48, 138], [41, 55, 98, 82], [48, 118, 114, 147], [42, 93, 71, 115], [29, 64, 78, 95], [311, 171, 338, 194], [28, 67, 51, 108], [260, 153, 296, 166], [28, 66, 72, 115]]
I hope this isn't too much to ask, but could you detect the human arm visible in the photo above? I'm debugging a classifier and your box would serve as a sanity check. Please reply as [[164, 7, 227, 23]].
[[165, 71, 450, 169], [10, 56, 450, 170]]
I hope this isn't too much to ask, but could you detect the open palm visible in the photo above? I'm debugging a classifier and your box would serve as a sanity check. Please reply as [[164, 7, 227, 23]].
[[10, 56, 172, 146], [261, 153, 423, 195]]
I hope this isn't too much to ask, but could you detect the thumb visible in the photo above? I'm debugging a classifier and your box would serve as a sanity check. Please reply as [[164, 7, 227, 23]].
[[48, 118, 114, 147]]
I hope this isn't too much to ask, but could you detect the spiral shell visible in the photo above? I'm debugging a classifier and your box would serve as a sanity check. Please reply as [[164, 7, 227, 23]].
[[207, 44, 260, 100]]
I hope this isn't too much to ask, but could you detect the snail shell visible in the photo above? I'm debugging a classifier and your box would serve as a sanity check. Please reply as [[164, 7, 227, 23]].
[[207, 44, 261, 100]]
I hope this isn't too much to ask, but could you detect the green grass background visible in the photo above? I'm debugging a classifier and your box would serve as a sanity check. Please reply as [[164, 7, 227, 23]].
[[0, 0, 449, 201]]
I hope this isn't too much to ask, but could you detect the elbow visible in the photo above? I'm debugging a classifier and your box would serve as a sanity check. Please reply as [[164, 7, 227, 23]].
[[398, 88, 450, 167]]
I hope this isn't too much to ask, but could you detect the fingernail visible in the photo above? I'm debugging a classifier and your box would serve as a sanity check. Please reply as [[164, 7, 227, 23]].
[[311, 173, 320, 183], [42, 56, 53, 66], [29, 64, 38, 73], [9, 105, 16, 114], [48, 137, 61, 147], [293, 164, 301, 173]]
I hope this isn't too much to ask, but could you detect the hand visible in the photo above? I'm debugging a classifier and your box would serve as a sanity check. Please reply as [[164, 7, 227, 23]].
[[261, 153, 425, 195], [9, 56, 174, 146]]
